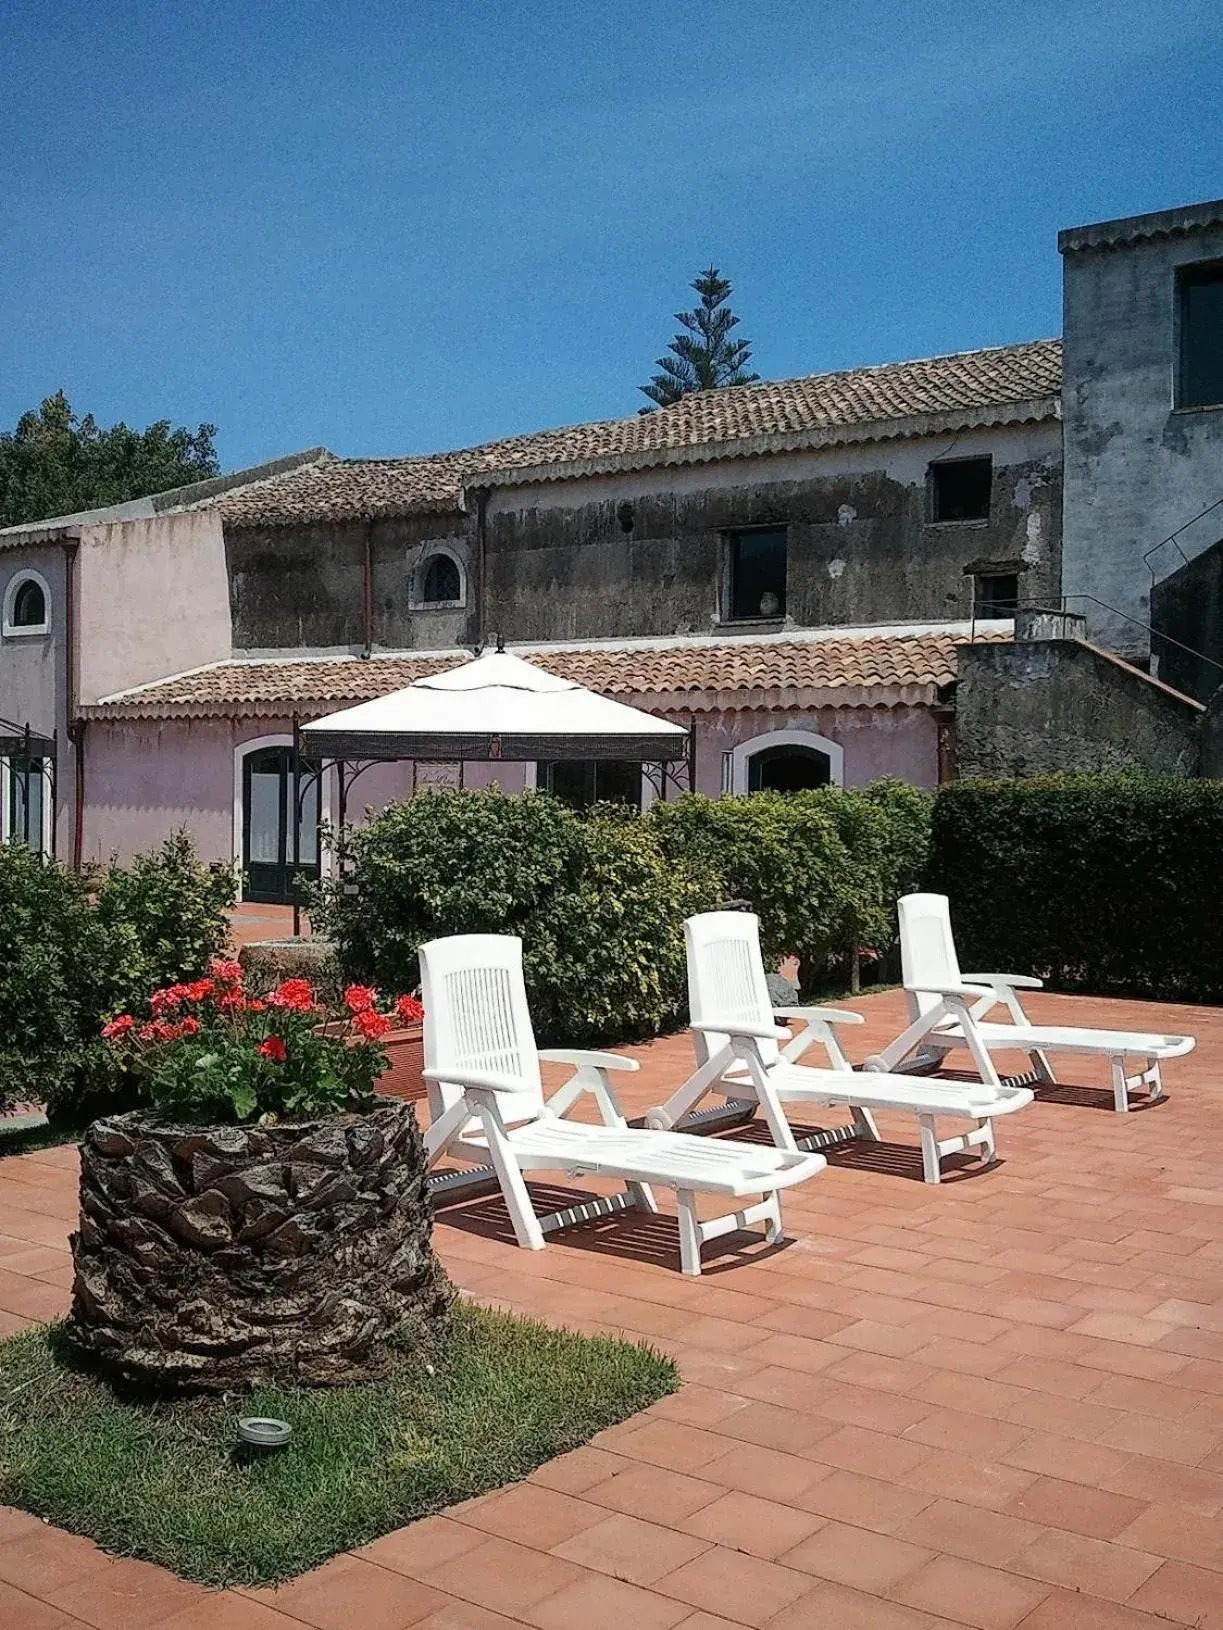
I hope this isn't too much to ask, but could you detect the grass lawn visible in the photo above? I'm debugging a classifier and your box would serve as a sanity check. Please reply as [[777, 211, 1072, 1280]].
[[0, 1119, 80, 1158], [0, 1301, 677, 1587]]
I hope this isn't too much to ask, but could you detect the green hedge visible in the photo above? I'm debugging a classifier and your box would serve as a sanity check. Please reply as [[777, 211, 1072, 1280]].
[[647, 780, 931, 990], [316, 781, 931, 1036], [926, 775, 1223, 1003], [313, 790, 722, 1047], [0, 832, 235, 1121]]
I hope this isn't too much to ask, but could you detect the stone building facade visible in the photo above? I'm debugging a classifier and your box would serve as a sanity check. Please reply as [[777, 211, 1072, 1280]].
[[3, 196, 1222, 894]]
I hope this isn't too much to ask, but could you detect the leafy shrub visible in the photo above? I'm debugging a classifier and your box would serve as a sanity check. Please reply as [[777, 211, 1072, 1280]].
[[101, 965, 422, 1124], [93, 831, 235, 1019], [0, 833, 235, 1122], [647, 782, 932, 990], [926, 774, 1223, 1003], [0, 844, 111, 1110], [313, 789, 720, 1046]]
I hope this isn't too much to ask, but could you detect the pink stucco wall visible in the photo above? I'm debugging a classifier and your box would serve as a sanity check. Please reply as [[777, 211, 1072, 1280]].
[[691, 706, 940, 794], [82, 704, 939, 879], [77, 512, 231, 706]]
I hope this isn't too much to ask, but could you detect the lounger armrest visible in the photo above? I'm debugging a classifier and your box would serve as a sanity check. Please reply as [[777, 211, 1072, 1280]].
[[961, 972, 1044, 991], [423, 1065, 527, 1096], [538, 1048, 639, 1073], [691, 1018, 792, 1041], [774, 1006, 865, 1028], [905, 981, 997, 1002]]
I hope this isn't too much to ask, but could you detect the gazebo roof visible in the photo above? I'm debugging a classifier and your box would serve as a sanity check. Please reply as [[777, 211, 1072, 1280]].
[[298, 650, 689, 762]]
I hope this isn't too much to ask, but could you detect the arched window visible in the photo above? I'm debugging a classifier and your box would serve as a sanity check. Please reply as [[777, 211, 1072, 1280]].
[[3, 570, 51, 637], [729, 727, 846, 793], [411, 545, 466, 610], [422, 554, 461, 604]]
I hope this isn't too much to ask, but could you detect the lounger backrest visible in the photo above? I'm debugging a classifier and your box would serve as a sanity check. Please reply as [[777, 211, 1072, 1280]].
[[685, 911, 780, 1070], [899, 892, 962, 1017], [419, 934, 544, 1127]]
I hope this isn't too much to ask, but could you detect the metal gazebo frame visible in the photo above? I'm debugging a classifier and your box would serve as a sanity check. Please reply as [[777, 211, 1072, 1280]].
[[286, 714, 697, 936], [0, 717, 57, 856]]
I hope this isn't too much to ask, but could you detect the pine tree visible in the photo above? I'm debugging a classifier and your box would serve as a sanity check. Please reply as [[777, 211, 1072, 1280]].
[[639, 266, 759, 411]]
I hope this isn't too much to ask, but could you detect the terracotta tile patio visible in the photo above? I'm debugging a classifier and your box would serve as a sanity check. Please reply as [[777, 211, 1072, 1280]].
[[1, 987, 1222, 1627]]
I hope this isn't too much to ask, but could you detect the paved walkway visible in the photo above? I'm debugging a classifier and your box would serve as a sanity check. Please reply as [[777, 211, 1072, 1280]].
[[1, 989, 1222, 1628]]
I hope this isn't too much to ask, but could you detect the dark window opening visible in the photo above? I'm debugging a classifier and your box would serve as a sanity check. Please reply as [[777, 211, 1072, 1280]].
[[420, 554, 462, 604], [973, 572, 1020, 618], [929, 458, 992, 523], [11, 579, 46, 627], [727, 528, 787, 621], [747, 745, 831, 793], [538, 760, 642, 810], [1178, 263, 1223, 409]]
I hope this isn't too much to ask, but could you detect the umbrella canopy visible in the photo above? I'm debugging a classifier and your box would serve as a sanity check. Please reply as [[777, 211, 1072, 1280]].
[[299, 650, 689, 762]]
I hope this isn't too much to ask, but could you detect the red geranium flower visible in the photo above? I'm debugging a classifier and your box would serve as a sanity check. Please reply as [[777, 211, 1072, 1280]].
[[257, 1035, 288, 1063], [217, 989, 246, 1013], [138, 1023, 158, 1041], [246, 999, 267, 1013], [353, 1008, 392, 1041], [101, 1014, 135, 1040], [270, 978, 315, 1013], [184, 979, 214, 1003], [180, 1016, 200, 1035], [344, 984, 377, 1014], [210, 957, 244, 985], [394, 995, 424, 1025]]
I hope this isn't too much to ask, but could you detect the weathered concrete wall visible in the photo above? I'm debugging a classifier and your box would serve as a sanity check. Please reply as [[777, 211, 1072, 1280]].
[[227, 514, 473, 653], [956, 637, 1202, 778], [485, 427, 1061, 643], [78, 512, 232, 704], [222, 424, 1060, 652], [1061, 215, 1223, 659]]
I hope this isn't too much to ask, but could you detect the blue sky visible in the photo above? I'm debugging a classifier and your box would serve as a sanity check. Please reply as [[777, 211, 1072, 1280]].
[[1, 0, 1220, 471]]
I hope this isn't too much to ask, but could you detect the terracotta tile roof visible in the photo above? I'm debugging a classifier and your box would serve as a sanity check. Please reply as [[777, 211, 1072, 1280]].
[[84, 627, 1009, 720], [211, 340, 1061, 528]]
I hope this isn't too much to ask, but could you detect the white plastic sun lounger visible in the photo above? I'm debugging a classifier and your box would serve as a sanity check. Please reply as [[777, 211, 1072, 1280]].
[[418, 933, 825, 1275], [864, 893, 1195, 1113], [644, 912, 1033, 1185]]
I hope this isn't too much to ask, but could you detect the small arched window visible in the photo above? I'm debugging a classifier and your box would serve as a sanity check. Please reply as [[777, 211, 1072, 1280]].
[[421, 554, 461, 604], [3, 571, 51, 637]]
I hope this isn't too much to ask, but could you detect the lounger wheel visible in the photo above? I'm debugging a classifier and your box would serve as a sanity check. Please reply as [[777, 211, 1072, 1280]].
[[861, 1054, 889, 1073]]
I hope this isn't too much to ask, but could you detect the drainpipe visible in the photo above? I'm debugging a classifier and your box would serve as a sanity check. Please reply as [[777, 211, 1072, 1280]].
[[60, 539, 86, 869], [471, 486, 491, 650], [361, 522, 374, 658]]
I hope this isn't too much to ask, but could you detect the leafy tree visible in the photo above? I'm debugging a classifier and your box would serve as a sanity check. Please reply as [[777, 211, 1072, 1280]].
[[0, 391, 219, 527], [639, 265, 759, 410]]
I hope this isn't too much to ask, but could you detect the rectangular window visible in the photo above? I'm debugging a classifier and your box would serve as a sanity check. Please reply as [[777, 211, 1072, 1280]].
[[727, 528, 787, 621], [538, 761, 642, 810], [973, 573, 1020, 618], [1178, 263, 1223, 409], [929, 457, 992, 523]]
